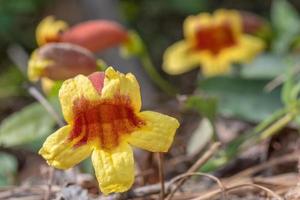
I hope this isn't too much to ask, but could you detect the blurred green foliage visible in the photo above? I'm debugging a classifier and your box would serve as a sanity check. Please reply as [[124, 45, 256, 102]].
[[0, 0, 50, 50], [0, 102, 56, 148], [271, 0, 300, 54], [199, 76, 283, 122]]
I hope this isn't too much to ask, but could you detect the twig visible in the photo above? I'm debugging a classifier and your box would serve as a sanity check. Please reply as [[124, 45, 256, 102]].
[[191, 183, 283, 200], [222, 183, 282, 200], [167, 172, 227, 200], [228, 151, 299, 180], [28, 87, 65, 127], [165, 142, 221, 200], [44, 167, 55, 200], [7, 44, 29, 74], [158, 153, 165, 200], [264, 65, 300, 92]]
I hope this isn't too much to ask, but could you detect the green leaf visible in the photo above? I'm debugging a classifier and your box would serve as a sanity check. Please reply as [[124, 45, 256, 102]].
[[241, 54, 286, 79], [185, 95, 218, 122], [0, 152, 18, 186], [0, 102, 56, 147], [186, 118, 213, 156], [199, 77, 283, 122], [271, 0, 300, 54]]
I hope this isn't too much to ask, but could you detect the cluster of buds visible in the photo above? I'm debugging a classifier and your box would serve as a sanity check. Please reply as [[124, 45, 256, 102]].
[[29, 16, 135, 93]]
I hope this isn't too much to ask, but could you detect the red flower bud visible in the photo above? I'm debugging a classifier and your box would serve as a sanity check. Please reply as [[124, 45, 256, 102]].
[[60, 20, 128, 52], [240, 11, 267, 34], [28, 43, 98, 81]]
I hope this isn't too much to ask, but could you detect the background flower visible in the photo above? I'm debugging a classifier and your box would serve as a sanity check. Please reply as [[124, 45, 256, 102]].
[[163, 9, 265, 76]]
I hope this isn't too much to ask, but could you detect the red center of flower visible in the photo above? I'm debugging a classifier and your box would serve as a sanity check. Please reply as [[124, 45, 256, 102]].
[[44, 35, 61, 44], [68, 72, 144, 150], [69, 97, 144, 150], [193, 22, 236, 55]]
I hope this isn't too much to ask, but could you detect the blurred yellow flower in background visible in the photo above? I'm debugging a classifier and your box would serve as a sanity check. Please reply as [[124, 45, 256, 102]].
[[36, 16, 68, 46], [39, 67, 179, 194], [163, 9, 265, 77]]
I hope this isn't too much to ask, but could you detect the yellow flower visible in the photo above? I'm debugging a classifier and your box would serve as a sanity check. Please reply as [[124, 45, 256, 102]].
[[36, 16, 68, 46], [39, 67, 179, 194], [163, 9, 265, 77]]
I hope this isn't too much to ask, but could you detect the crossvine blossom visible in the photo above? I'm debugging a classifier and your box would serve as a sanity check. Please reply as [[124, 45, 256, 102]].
[[36, 16, 128, 53], [163, 9, 265, 76], [39, 67, 179, 194]]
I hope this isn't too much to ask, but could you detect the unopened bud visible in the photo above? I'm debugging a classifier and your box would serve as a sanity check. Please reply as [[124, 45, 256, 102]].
[[28, 43, 98, 81], [240, 11, 271, 38], [60, 20, 128, 52]]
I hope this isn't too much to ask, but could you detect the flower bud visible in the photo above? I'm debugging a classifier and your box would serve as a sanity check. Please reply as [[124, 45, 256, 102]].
[[60, 20, 128, 52], [240, 11, 271, 37], [28, 43, 98, 81]]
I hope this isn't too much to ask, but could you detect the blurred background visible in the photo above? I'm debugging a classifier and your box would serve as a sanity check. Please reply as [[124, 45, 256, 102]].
[[1, 0, 300, 199]]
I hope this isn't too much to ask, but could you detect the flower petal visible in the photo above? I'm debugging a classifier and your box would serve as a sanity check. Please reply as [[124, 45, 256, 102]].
[[214, 9, 242, 36], [91, 142, 134, 195], [39, 125, 92, 170], [128, 111, 179, 152], [198, 35, 264, 77], [101, 67, 141, 112], [199, 53, 232, 77], [36, 16, 68, 46], [163, 41, 200, 75], [184, 13, 211, 40], [215, 35, 265, 67], [233, 35, 265, 62], [28, 50, 54, 82], [59, 74, 100, 122], [183, 9, 242, 42]]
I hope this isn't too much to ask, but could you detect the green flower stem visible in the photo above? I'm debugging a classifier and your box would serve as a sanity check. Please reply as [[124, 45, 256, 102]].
[[260, 112, 295, 140], [122, 31, 177, 95], [200, 108, 289, 172], [138, 51, 177, 96]]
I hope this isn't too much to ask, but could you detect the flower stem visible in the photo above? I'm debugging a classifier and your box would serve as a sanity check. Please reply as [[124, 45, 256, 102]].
[[139, 51, 177, 96], [260, 112, 295, 140], [157, 153, 165, 200], [200, 108, 292, 172]]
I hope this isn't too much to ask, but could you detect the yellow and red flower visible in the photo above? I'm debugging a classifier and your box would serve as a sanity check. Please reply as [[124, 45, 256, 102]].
[[36, 16, 128, 53], [163, 9, 265, 76], [39, 67, 179, 194]]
